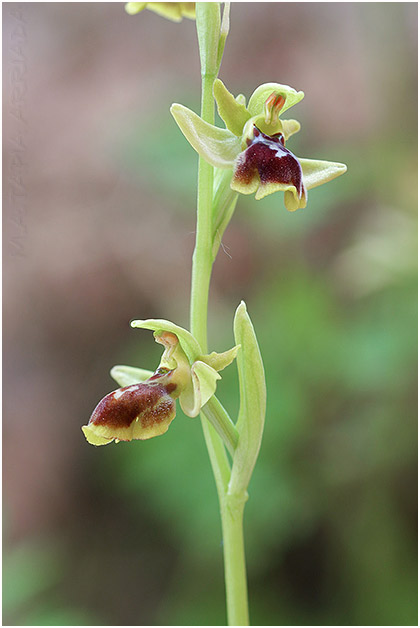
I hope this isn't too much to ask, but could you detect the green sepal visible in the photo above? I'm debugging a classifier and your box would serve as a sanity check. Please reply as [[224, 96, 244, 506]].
[[229, 302, 266, 496], [180, 361, 221, 417], [125, 2, 147, 15], [171, 103, 241, 168], [247, 83, 304, 118], [213, 79, 250, 136], [126, 2, 195, 21], [131, 318, 201, 363], [300, 157, 347, 190], [200, 344, 240, 371], [110, 365, 154, 387]]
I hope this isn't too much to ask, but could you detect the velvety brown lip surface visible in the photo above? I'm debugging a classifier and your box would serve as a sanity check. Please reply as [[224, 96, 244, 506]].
[[234, 126, 304, 195], [90, 382, 175, 429]]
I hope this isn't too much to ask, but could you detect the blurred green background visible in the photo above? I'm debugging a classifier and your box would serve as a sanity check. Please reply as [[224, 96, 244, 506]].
[[3, 2, 417, 625]]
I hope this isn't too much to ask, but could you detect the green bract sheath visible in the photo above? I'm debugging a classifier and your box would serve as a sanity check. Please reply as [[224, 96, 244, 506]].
[[229, 302, 266, 496]]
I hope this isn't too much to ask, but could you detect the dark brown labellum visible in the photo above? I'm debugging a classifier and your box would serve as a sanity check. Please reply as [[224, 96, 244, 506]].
[[234, 126, 304, 197]]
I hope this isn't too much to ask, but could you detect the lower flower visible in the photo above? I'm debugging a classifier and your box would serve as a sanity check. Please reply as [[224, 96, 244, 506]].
[[82, 317, 239, 446], [82, 369, 179, 446]]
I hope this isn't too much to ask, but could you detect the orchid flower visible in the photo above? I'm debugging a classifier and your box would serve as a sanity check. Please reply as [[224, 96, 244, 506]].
[[171, 79, 347, 211], [82, 318, 238, 445]]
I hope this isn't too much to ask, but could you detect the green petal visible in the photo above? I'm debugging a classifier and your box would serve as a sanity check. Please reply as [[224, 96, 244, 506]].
[[281, 119, 301, 140], [170, 103, 241, 168], [213, 79, 250, 136], [200, 344, 240, 371], [299, 158, 347, 190], [131, 318, 202, 363], [229, 301, 266, 495], [110, 365, 154, 388], [247, 83, 304, 118], [179, 360, 221, 417]]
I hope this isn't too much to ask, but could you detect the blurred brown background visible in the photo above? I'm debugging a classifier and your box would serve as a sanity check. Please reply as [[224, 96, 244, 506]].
[[3, 2, 417, 626]]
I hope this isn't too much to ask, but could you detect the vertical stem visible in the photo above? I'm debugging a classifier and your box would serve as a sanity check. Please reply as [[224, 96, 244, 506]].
[[189, 73, 215, 350], [221, 498, 249, 626], [190, 61, 231, 508], [190, 4, 250, 625]]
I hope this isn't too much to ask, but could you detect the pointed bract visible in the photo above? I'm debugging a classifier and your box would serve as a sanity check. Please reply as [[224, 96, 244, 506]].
[[229, 302, 266, 495]]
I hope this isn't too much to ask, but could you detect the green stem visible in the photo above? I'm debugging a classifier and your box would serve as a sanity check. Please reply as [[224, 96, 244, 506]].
[[190, 5, 250, 625], [189, 73, 215, 348], [222, 496, 249, 625], [202, 395, 239, 456]]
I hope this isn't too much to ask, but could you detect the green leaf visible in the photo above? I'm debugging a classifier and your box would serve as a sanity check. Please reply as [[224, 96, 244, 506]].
[[170, 103, 241, 168], [131, 317, 202, 364], [110, 365, 154, 387], [300, 157, 347, 190], [213, 78, 250, 136], [229, 302, 266, 496], [247, 83, 304, 118]]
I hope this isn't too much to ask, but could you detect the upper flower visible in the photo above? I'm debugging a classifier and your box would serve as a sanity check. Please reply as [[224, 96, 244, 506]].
[[82, 318, 238, 446], [125, 2, 195, 21], [171, 80, 347, 211]]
